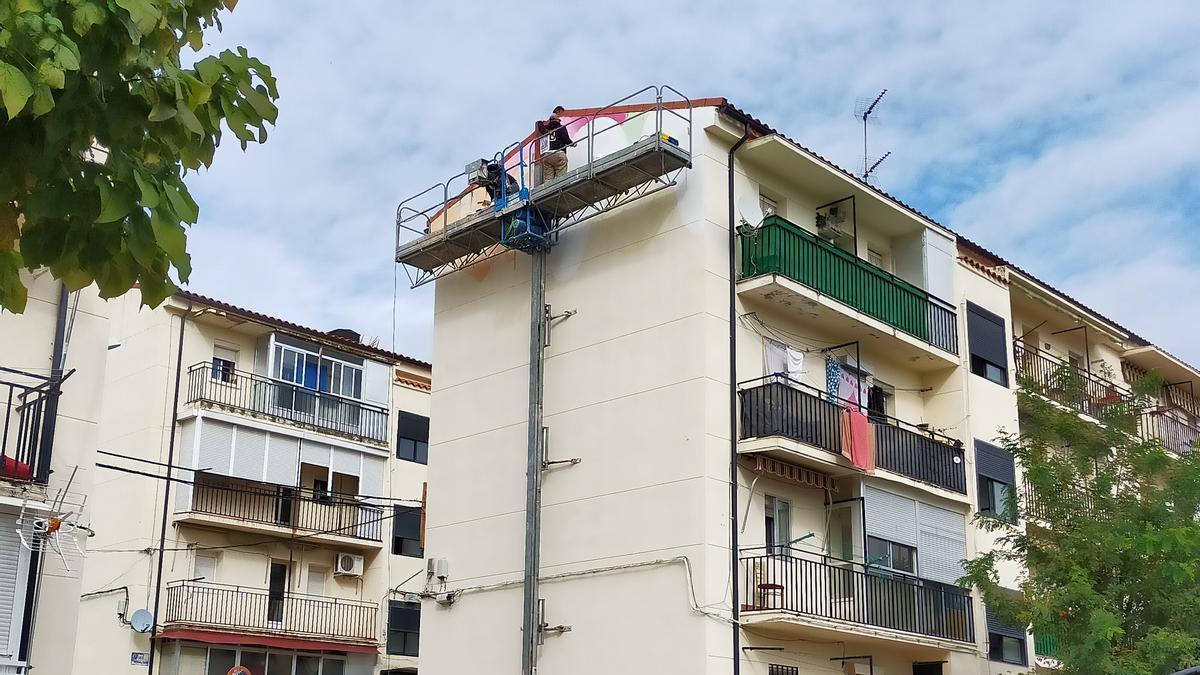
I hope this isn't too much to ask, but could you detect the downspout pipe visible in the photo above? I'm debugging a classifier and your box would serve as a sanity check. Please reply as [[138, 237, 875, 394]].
[[17, 283, 69, 667], [147, 299, 191, 675], [727, 120, 751, 675]]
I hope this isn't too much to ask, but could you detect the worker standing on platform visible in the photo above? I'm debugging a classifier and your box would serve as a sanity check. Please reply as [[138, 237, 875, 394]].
[[537, 106, 574, 183]]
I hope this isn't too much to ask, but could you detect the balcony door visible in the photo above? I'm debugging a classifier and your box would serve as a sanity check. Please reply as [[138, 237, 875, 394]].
[[267, 561, 288, 626]]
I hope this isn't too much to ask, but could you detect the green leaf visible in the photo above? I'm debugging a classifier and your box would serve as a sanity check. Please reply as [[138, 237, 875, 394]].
[[38, 61, 65, 89], [175, 102, 204, 135], [126, 213, 158, 267], [150, 211, 189, 280], [237, 80, 276, 124], [133, 170, 160, 207], [148, 100, 176, 121], [0, 250, 28, 313], [52, 41, 81, 72], [0, 61, 33, 118], [114, 0, 159, 35], [15, 0, 42, 13], [29, 84, 54, 116], [70, 1, 106, 36], [163, 183, 198, 224], [194, 57, 223, 85], [96, 178, 136, 223]]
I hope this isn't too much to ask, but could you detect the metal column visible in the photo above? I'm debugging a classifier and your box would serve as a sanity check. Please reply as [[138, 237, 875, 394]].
[[521, 248, 548, 674]]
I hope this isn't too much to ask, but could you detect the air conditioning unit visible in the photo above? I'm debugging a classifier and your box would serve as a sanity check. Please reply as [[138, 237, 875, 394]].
[[334, 552, 364, 577]]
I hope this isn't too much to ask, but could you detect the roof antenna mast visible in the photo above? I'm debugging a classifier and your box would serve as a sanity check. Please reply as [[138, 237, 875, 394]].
[[853, 89, 890, 183]]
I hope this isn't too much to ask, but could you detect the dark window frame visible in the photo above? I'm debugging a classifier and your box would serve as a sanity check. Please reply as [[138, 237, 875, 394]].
[[768, 665, 799, 675], [967, 302, 1009, 387], [988, 632, 1027, 665], [392, 505, 423, 558], [978, 475, 1016, 523], [386, 600, 420, 657], [211, 356, 237, 383], [396, 412, 430, 465], [866, 535, 917, 575]]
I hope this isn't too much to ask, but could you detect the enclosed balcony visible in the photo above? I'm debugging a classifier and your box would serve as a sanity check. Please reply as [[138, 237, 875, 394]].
[[186, 362, 389, 445], [175, 472, 384, 548], [738, 215, 958, 357], [740, 548, 974, 644], [162, 580, 378, 645], [739, 378, 966, 494], [0, 367, 64, 484]]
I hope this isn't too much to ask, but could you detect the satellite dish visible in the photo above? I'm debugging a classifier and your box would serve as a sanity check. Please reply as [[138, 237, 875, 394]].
[[736, 193, 765, 228], [130, 609, 154, 633]]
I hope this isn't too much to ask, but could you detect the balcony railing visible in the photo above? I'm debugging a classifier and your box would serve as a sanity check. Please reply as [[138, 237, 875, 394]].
[[188, 472, 384, 542], [186, 362, 389, 444], [0, 367, 65, 484], [1023, 479, 1094, 522], [1014, 343, 1136, 422], [740, 548, 974, 643], [739, 378, 966, 493], [739, 216, 958, 354], [163, 580, 377, 643], [1142, 408, 1198, 456]]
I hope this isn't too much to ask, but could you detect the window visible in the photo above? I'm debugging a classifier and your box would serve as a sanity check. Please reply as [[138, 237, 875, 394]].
[[387, 600, 420, 656], [764, 494, 791, 555], [306, 566, 326, 595], [867, 247, 886, 270], [912, 663, 944, 675], [976, 440, 1016, 523], [312, 478, 331, 503], [194, 552, 218, 581], [768, 666, 798, 675], [967, 302, 1008, 386], [867, 383, 892, 424], [759, 193, 779, 218], [272, 342, 363, 399], [212, 346, 237, 383], [396, 412, 430, 464], [989, 634, 1026, 664], [393, 505, 423, 557], [866, 536, 917, 574]]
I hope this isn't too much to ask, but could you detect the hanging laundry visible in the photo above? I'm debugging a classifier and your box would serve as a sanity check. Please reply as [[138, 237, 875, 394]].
[[825, 356, 841, 401], [766, 339, 805, 385], [785, 346, 804, 381], [838, 368, 868, 410], [840, 407, 876, 472]]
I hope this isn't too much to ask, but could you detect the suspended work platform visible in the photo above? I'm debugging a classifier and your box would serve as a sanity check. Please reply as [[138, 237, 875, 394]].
[[394, 85, 693, 287]]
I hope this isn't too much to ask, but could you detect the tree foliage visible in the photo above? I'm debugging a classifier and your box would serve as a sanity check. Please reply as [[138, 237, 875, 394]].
[[963, 372, 1200, 675], [0, 0, 276, 311]]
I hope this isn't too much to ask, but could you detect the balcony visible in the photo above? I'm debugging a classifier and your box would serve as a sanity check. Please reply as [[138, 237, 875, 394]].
[[186, 362, 389, 445], [1014, 343, 1136, 423], [163, 580, 378, 644], [1142, 408, 1198, 456], [740, 549, 974, 643], [739, 216, 958, 356], [0, 367, 64, 484], [739, 379, 967, 494], [177, 472, 384, 547]]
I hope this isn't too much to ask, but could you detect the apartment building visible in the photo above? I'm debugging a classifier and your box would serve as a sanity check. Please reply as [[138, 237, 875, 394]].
[[72, 290, 432, 675], [1, 274, 110, 675], [394, 89, 1197, 675]]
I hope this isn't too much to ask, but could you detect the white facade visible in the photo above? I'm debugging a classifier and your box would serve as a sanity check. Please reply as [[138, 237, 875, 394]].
[[411, 99, 1199, 675], [71, 290, 431, 675]]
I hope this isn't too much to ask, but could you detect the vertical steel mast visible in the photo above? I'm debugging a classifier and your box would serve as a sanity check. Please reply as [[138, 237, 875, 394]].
[[521, 248, 548, 674]]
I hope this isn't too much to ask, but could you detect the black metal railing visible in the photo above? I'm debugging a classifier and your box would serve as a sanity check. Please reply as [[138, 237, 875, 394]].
[[1024, 479, 1094, 522], [739, 377, 966, 493], [188, 472, 383, 541], [1014, 343, 1136, 421], [1, 367, 66, 484], [740, 548, 974, 643], [1142, 408, 1198, 457], [163, 580, 377, 642], [186, 362, 389, 444]]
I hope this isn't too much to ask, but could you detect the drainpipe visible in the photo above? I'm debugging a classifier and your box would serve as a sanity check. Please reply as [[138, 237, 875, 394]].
[[727, 120, 751, 675], [147, 299, 191, 675], [16, 283, 69, 668]]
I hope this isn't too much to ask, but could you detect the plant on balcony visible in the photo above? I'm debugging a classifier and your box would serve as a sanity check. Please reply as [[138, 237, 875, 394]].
[[963, 371, 1200, 675]]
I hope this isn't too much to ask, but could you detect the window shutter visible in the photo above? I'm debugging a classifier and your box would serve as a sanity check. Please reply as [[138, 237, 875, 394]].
[[967, 302, 1008, 367], [976, 441, 1015, 484], [864, 486, 918, 547], [917, 502, 967, 585], [986, 597, 1026, 639], [0, 514, 25, 655]]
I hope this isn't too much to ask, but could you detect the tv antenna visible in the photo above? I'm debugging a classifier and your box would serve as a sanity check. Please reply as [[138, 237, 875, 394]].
[[853, 89, 890, 182]]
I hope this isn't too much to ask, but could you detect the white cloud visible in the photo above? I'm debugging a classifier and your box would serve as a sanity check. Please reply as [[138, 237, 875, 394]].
[[178, 1, 1200, 363]]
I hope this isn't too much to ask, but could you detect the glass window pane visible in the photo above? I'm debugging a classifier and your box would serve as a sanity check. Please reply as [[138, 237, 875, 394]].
[[405, 631, 420, 656], [1002, 636, 1023, 663], [207, 649, 237, 675], [866, 536, 887, 563], [296, 655, 320, 675], [321, 658, 345, 675], [179, 647, 207, 675], [891, 543, 916, 573], [267, 653, 294, 675], [415, 441, 429, 464], [398, 439, 415, 462], [240, 651, 267, 675]]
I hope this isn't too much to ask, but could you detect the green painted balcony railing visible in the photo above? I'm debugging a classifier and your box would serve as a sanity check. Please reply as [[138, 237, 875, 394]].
[[739, 216, 958, 354]]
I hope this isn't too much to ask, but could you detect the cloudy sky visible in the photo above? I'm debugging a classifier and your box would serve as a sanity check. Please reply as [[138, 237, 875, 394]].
[[183, 2, 1200, 364]]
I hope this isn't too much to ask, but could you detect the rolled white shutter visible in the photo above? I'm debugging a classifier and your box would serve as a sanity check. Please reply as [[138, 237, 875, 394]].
[[864, 485, 918, 547], [265, 434, 300, 486], [917, 502, 967, 585], [231, 427, 268, 481]]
